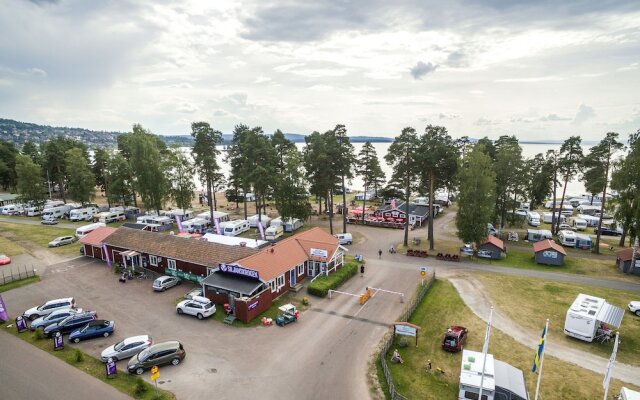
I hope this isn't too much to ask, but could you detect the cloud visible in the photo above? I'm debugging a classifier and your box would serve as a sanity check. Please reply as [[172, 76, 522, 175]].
[[572, 104, 596, 125], [438, 113, 460, 120], [540, 113, 571, 122], [474, 117, 501, 126], [177, 103, 198, 114], [410, 61, 439, 80], [27, 67, 47, 77], [494, 76, 563, 83], [446, 50, 468, 68]]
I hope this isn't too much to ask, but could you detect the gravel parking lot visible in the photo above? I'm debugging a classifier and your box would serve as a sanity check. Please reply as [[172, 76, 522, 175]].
[[3, 254, 418, 400]]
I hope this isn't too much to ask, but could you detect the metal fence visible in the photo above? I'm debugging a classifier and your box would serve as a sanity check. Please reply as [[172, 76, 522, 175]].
[[378, 273, 436, 400], [1, 265, 38, 285]]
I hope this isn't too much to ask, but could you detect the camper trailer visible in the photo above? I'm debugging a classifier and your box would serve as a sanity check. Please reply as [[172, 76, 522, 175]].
[[526, 229, 553, 242], [221, 219, 250, 237], [265, 225, 284, 240], [196, 210, 230, 223], [69, 207, 99, 222], [76, 222, 106, 238], [1, 204, 23, 215], [458, 349, 530, 400], [564, 293, 624, 342], [44, 200, 65, 208], [526, 211, 541, 227], [247, 214, 272, 228], [98, 211, 126, 224], [270, 217, 304, 232], [42, 205, 69, 220], [577, 214, 600, 227], [542, 212, 566, 224], [165, 209, 194, 222], [570, 217, 588, 231], [26, 205, 43, 216], [182, 217, 209, 233], [574, 233, 593, 250], [558, 230, 577, 247], [578, 205, 601, 216], [137, 215, 173, 231]]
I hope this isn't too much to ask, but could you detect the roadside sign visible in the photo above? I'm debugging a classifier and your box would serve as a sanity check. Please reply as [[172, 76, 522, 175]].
[[106, 358, 117, 378], [420, 266, 428, 276], [150, 365, 160, 381], [15, 316, 28, 332], [151, 365, 158, 374], [53, 331, 64, 351]]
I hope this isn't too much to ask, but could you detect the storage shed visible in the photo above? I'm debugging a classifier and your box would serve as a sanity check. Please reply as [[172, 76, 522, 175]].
[[616, 248, 640, 275], [478, 236, 506, 260], [533, 239, 567, 266]]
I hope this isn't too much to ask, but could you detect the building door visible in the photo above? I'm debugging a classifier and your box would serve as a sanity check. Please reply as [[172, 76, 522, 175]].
[[307, 261, 315, 277], [228, 292, 239, 308], [290, 268, 296, 287], [315, 261, 323, 276]]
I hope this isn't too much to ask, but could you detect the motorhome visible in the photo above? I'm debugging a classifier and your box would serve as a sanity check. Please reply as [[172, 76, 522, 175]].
[[98, 211, 126, 224], [577, 205, 601, 216], [76, 222, 106, 238], [1, 204, 23, 215], [542, 212, 566, 224], [221, 219, 250, 237], [564, 293, 624, 342], [247, 214, 272, 228], [196, 210, 230, 223], [26, 206, 43, 216], [525, 229, 553, 242], [42, 205, 69, 220], [69, 207, 99, 222], [270, 217, 304, 232], [265, 224, 284, 240], [526, 211, 541, 227], [558, 230, 577, 247], [577, 213, 600, 227], [458, 349, 530, 400], [570, 217, 588, 231]]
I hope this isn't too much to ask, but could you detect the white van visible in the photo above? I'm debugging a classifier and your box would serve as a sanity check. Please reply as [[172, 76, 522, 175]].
[[247, 214, 272, 228], [98, 211, 125, 224], [222, 220, 250, 237], [1, 204, 22, 215], [76, 222, 107, 238], [26, 206, 43, 216], [571, 217, 588, 231], [265, 225, 284, 240], [527, 211, 541, 227], [335, 233, 353, 245], [42, 205, 67, 220], [558, 230, 577, 247], [70, 207, 99, 222]]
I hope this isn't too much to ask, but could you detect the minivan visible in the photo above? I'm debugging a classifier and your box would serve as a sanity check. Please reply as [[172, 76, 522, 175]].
[[127, 341, 186, 375], [335, 233, 353, 245]]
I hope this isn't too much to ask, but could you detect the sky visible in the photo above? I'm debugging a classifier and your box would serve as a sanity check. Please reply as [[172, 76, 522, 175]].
[[1, 0, 639, 141]]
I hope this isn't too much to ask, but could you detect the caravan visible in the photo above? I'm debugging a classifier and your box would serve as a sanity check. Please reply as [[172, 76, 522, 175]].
[[558, 230, 577, 247], [564, 293, 624, 342], [196, 210, 230, 223], [42, 205, 69, 220], [76, 222, 106, 238], [98, 211, 126, 224], [69, 207, 99, 222], [270, 217, 304, 232], [570, 217, 588, 231], [265, 225, 284, 240], [221, 220, 250, 237], [526, 211, 541, 227], [542, 212, 566, 224], [247, 214, 271, 228], [526, 229, 553, 242], [26, 205, 43, 216]]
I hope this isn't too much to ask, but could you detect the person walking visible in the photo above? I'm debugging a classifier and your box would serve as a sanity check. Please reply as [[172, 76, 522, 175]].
[[378, 249, 382, 259]]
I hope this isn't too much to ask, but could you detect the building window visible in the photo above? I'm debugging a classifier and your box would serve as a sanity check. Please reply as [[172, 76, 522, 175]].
[[276, 274, 285, 290], [168, 259, 176, 270], [269, 279, 276, 292], [149, 255, 158, 266], [298, 263, 304, 276]]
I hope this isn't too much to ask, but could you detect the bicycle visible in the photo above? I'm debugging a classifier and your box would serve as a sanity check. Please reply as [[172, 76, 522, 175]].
[[136, 271, 149, 280]]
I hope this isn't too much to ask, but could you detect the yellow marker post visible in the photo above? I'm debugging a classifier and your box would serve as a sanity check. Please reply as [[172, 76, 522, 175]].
[[150, 365, 160, 395]]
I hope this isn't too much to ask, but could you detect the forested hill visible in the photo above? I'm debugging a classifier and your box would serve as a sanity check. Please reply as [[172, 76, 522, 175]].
[[0, 118, 393, 148]]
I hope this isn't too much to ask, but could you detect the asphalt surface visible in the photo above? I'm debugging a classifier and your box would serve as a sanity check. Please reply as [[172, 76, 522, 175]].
[[0, 328, 130, 400]]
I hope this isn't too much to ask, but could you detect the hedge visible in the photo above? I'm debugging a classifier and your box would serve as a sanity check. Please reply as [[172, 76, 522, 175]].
[[307, 260, 360, 297]]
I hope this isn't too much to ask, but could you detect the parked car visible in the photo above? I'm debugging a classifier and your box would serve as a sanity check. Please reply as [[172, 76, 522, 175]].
[[30, 308, 82, 331], [48, 235, 77, 247], [594, 227, 622, 236], [442, 326, 468, 352], [183, 287, 203, 300], [176, 296, 216, 320], [41, 218, 59, 225], [629, 301, 640, 317], [275, 304, 299, 326], [44, 311, 97, 337], [153, 275, 181, 292], [101, 335, 153, 362], [0, 254, 11, 265], [69, 320, 114, 343], [23, 297, 76, 320], [558, 223, 575, 231], [127, 341, 186, 375]]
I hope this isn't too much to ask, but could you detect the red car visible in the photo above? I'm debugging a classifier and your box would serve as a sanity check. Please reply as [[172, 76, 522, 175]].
[[442, 326, 468, 352], [0, 254, 11, 265]]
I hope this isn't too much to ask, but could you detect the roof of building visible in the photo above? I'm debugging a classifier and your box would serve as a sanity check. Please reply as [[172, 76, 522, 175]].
[[483, 235, 505, 251], [532, 239, 567, 256], [103, 227, 257, 267], [79, 227, 117, 246], [0, 193, 20, 201], [617, 247, 640, 262], [201, 270, 263, 296], [235, 227, 339, 281]]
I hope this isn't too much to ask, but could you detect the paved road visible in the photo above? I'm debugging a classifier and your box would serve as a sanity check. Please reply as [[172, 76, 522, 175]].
[[0, 328, 130, 400]]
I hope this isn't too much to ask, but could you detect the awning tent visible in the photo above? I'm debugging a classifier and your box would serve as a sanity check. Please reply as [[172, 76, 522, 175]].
[[597, 303, 625, 328], [202, 271, 264, 297], [120, 250, 140, 257]]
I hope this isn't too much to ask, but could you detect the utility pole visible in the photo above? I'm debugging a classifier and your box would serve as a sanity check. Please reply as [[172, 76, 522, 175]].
[[630, 237, 639, 274], [46, 169, 52, 199]]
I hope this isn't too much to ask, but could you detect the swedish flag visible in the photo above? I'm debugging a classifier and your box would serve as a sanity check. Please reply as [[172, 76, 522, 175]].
[[532, 324, 547, 373]]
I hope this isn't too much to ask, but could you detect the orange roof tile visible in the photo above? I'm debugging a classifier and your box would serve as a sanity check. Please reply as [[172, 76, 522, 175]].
[[236, 227, 340, 281], [80, 227, 117, 246], [484, 235, 505, 251], [616, 247, 640, 262], [532, 239, 567, 256]]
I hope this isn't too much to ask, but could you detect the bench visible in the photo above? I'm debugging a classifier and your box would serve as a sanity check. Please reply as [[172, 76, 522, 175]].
[[223, 315, 237, 325]]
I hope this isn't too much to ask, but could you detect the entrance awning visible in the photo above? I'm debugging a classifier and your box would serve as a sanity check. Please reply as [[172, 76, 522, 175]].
[[202, 271, 263, 297], [597, 303, 625, 328], [120, 250, 140, 257]]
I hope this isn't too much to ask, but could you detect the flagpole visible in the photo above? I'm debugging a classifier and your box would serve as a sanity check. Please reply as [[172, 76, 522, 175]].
[[603, 332, 619, 400], [534, 319, 549, 400], [478, 306, 494, 400]]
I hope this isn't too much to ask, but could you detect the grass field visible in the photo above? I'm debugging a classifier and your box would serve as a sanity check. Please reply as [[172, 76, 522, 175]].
[[0, 275, 40, 293], [475, 272, 640, 366], [378, 279, 639, 400], [0, 222, 81, 258]]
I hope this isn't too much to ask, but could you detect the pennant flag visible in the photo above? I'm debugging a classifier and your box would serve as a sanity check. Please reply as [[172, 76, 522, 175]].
[[532, 324, 547, 373], [176, 215, 184, 233], [0, 294, 10, 321], [103, 244, 112, 268], [214, 217, 221, 235], [257, 220, 266, 240], [603, 333, 619, 390]]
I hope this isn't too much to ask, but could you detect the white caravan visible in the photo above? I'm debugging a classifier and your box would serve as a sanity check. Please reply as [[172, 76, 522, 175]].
[[196, 210, 230, 223], [542, 212, 566, 224], [26, 206, 43, 216], [564, 293, 624, 342], [98, 211, 125, 224], [69, 207, 99, 222], [558, 230, 577, 247], [577, 204, 601, 215], [526, 211, 541, 227], [221, 219, 250, 237], [577, 213, 600, 227], [570, 217, 588, 231], [247, 214, 272, 228], [458, 349, 529, 400], [76, 222, 106, 238], [42, 205, 69, 220], [265, 225, 284, 240], [270, 217, 304, 232]]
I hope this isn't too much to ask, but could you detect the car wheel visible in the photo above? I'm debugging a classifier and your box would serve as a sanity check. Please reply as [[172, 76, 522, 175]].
[[171, 358, 181, 366], [112, 357, 118, 362], [73, 337, 80, 343], [136, 367, 144, 375], [103, 331, 110, 337], [162, 287, 166, 292], [197, 313, 203, 320], [177, 308, 183, 314], [636, 310, 640, 317]]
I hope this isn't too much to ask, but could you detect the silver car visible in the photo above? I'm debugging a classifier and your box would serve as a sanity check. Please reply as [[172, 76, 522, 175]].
[[30, 308, 82, 331], [48, 236, 77, 247], [153, 276, 181, 292], [101, 335, 153, 362]]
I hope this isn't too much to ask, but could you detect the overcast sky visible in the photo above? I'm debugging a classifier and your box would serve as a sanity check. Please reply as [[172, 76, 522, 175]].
[[1, 0, 639, 141]]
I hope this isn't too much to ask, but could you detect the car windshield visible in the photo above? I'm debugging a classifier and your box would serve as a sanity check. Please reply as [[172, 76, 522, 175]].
[[44, 313, 61, 321], [114, 340, 126, 351], [154, 280, 161, 285], [138, 349, 150, 361], [58, 316, 73, 325]]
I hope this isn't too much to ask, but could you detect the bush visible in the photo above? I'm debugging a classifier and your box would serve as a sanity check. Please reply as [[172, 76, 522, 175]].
[[74, 348, 84, 363], [134, 377, 148, 397], [307, 260, 359, 297], [302, 296, 310, 306], [114, 263, 121, 274], [34, 328, 45, 340]]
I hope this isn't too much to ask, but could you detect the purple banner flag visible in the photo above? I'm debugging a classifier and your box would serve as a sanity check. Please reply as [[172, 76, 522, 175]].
[[103, 244, 112, 268], [257, 220, 266, 240], [214, 217, 221, 235], [176, 215, 184, 233], [0, 294, 9, 321]]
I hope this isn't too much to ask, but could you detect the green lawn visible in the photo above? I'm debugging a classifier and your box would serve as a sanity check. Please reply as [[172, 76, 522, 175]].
[[378, 279, 639, 400], [475, 272, 640, 366], [0, 275, 40, 293], [0, 222, 81, 258], [4, 325, 174, 399]]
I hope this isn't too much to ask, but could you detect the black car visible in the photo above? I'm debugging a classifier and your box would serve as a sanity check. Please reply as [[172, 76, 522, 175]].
[[43, 311, 97, 337], [594, 227, 621, 236]]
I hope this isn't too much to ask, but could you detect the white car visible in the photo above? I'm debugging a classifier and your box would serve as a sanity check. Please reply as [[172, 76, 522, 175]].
[[176, 296, 216, 320], [23, 297, 76, 320], [629, 301, 640, 317], [101, 335, 153, 362], [153, 275, 181, 292], [48, 236, 77, 247]]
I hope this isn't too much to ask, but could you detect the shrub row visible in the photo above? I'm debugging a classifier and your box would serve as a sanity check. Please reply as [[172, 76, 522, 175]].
[[307, 260, 360, 297]]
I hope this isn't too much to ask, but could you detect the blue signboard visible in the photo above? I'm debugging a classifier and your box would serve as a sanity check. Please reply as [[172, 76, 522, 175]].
[[106, 358, 117, 377], [0, 294, 9, 322], [248, 300, 259, 311], [53, 332, 64, 351], [219, 264, 260, 280], [15, 316, 27, 332]]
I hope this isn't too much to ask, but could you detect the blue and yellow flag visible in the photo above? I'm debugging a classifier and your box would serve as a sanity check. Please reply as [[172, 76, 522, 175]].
[[532, 324, 547, 373]]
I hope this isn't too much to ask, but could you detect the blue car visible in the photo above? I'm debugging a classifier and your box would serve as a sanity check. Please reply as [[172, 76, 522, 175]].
[[30, 308, 82, 331], [69, 320, 114, 343]]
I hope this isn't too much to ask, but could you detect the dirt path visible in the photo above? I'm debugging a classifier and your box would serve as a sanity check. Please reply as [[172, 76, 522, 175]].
[[445, 273, 640, 386]]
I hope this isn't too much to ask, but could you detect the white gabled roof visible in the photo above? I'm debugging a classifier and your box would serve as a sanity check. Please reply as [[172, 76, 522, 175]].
[[459, 350, 495, 391]]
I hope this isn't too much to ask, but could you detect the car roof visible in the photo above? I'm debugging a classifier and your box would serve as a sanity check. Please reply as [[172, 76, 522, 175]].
[[123, 335, 150, 344], [148, 341, 181, 353], [157, 275, 174, 281], [45, 297, 74, 304], [447, 326, 467, 335]]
